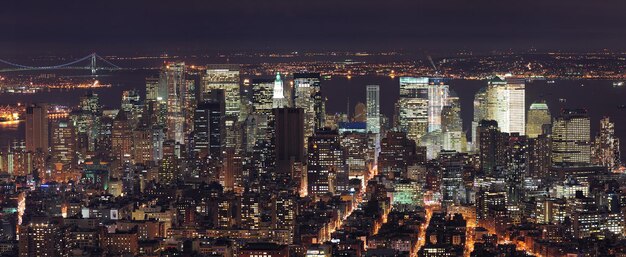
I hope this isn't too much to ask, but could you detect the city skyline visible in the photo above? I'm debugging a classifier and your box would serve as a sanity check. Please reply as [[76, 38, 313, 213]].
[[3, 2, 626, 257]]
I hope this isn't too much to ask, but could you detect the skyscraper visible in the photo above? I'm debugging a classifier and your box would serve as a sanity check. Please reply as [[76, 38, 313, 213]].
[[202, 65, 241, 150], [274, 108, 305, 178], [50, 120, 75, 170], [471, 87, 489, 150], [201, 65, 241, 118], [145, 76, 162, 101], [441, 91, 464, 153], [252, 78, 275, 115], [592, 117, 620, 169], [366, 85, 380, 134], [294, 73, 321, 146], [273, 72, 287, 109], [551, 109, 591, 167], [111, 111, 133, 162], [488, 77, 526, 135], [193, 90, 225, 159], [427, 79, 450, 132], [25, 103, 48, 153], [477, 120, 506, 176], [526, 101, 551, 138], [161, 62, 186, 143], [307, 128, 347, 196], [398, 77, 429, 143]]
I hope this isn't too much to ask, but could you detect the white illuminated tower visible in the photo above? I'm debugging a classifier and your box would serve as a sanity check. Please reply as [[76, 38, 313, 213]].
[[273, 72, 286, 108], [489, 76, 526, 135], [366, 85, 380, 134]]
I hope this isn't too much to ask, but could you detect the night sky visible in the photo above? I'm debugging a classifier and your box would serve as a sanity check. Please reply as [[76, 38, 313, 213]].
[[2, 0, 626, 54]]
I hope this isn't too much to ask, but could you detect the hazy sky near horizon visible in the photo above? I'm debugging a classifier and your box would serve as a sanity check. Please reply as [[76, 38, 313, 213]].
[[2, 0, 626, 54]]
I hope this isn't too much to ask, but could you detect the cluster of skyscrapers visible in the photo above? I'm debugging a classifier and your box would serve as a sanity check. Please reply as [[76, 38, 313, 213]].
[[1, 67, 625, 256]]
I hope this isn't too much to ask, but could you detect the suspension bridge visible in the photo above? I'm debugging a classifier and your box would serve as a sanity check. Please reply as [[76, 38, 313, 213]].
[[0, 53, 123, 74]]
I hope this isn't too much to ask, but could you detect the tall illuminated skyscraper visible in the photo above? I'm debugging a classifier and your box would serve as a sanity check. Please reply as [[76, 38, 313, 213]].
[[489, 76, 526, 135], [398, 77, 429, 143], [592, 117, 620, 169], [294, 73, 321, 145], [202, 65, 241, 150], [273, 72, 286, 109], [161, 62, 186, 143], [25, 103, 48, 153], [551, 109, 591, 167], [397, 77, 449, 143], [366, 85, 380, 134], [427, 79, 449, 132], [442, 92, 464, 152], [252, 78, 275, 115], [526, 100, 551, 138], [111, 111, 133, 162], [201, 65, 241, 118], [51, 120, 75, 170], [307, 128, 346, 196], [193, 90, 225, 159], [145, 76, 162, 101], [471, 87, 488, 150]]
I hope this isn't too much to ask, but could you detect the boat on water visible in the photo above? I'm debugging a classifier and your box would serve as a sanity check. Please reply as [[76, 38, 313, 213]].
[[613, 81, 624, 87]]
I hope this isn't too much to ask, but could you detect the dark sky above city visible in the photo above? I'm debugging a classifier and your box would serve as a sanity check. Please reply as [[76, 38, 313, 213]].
[[2, 0, 626, 54]]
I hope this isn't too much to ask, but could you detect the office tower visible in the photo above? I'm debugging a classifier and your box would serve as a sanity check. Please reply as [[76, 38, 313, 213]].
[[528, 133, 551, 178], [145, 76, 161, 101], [427, 78, 450, 132], [294, 73, 321, 145], [313, 89, 326, 131], [477, 120, 506, 176], [246, 78, 275, 152], [121, 89, 141, 113], [526, 100, 551, 138], [274, 108, 305, 179], [50, 120, 76, 170], [273, 72, 287, 109], [551, 109, 591, 167], [488, 77, 526, 135], [506, 133, 528, 204], [183, 79, 197, 138], [398, 77, 429, 143], [202, 65, 241, 117], [592, 117, 620, 169], [307, 128, 347, 196], [193, 90, 225, 159], [158, 140, 179, 183], [439, 150, 465, 206], [132, 125, 154, 165], [25, 103, 48, 153], [161, 62, 186, 143], [471, 87, 489, 150], [79, 92, 101, 114], [221, 149, 243, 192], [341, 132, 373, 179], [441, 92, 464, 153], [379, 131, 424, 179], [111, 111, 133, 162], [366, 85, 381, 134], [252, 78, 275, 115]]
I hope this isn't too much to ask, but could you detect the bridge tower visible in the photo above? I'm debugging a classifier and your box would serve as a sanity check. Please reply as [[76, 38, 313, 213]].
[[90, 53, 97, 75]]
